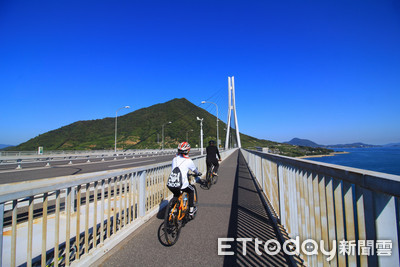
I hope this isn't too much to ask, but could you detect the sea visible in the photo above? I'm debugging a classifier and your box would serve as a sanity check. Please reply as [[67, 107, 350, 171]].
[[305, 147, 400, 176]]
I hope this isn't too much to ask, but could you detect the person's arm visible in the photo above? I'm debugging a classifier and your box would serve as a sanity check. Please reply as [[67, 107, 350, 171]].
[[188, 160, 202, 176], [216, 147, 221, 160]]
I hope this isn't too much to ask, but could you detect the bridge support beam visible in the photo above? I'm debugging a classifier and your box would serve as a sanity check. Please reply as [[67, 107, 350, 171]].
[[225, 76, 241, 149]]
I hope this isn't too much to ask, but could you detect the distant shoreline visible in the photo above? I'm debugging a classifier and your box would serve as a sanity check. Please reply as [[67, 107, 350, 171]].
[[298, 151, 349, 159]]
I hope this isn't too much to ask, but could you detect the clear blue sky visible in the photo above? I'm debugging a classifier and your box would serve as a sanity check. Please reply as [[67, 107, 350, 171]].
[[1, 0, 399, 146]]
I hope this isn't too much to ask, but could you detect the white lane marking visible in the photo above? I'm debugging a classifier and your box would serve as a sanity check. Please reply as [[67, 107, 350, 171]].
[[0, 157, 161, 174], [108, 159, 156, 168]]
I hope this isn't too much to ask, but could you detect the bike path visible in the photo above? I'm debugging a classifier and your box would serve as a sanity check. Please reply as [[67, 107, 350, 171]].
[[96, 150, 294, 267]]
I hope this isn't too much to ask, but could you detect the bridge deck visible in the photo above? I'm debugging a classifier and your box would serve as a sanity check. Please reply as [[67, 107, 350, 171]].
[[97, 150, 294, 266]]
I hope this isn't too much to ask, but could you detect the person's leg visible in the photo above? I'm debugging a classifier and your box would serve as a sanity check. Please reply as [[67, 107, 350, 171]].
[[212, 160, 219, 174], [182, 185, 197, 215], [206, 160, 212, 175], [182, 186, 194, 207]]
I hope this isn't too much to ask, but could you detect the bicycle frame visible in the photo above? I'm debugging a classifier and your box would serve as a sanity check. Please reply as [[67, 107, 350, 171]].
[[169, 192, 189, 221], [208, 164, 215, 175]]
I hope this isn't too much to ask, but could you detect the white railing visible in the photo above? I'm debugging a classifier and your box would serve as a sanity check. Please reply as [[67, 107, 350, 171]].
[[0, 150, 179, 169], [241, 149, 399, 267], [0, 149, 235, 267], [0, 149, 177, 163]]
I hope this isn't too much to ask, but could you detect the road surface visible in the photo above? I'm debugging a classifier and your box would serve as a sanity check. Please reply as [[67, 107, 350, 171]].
[[0, 151, 201, 184]]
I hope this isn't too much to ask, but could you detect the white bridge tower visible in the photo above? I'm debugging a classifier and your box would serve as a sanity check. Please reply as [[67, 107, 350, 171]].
[[225, 76, 241, 149]]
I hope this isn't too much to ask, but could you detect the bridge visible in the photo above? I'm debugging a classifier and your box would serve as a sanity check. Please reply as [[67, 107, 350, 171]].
[[1, 78, 399, 266], [0, 147, 399, 266]]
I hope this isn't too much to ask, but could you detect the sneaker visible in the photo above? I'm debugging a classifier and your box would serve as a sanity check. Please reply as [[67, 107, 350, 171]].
[[189, 206, 198, 216], [213, 172, 218, 176]]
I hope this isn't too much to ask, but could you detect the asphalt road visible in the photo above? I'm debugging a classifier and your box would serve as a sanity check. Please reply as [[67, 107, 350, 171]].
[[96, 150, 296, 267], [0, 151, 201, 184]]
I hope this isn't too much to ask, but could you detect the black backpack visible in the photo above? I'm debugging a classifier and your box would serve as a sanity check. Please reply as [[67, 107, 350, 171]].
[[167, 167, 183, 189]]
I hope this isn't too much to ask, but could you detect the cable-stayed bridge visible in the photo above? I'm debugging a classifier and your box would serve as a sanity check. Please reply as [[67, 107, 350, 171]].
[[0, 78, 399, 267]]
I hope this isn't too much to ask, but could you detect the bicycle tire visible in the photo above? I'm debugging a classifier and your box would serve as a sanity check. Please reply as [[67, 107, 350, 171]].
[[210, 164, 216, 188], [193, 185, 198, 205], [206, 170, 212, 189], [213, 173, 218, 185], [163, 197, 181, 246]]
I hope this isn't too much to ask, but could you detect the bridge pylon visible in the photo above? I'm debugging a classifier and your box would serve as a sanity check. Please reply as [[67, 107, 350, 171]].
[[225, 76, 241, 149]]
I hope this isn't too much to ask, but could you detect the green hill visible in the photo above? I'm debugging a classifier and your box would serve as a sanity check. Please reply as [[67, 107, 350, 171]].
[[11, 98, 333, 157], [13, 98, 256, 150], [285, 138, 323, 148]]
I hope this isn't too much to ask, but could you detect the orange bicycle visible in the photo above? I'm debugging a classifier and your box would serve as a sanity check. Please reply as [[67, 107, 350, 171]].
[[163, 173, 198, 246]]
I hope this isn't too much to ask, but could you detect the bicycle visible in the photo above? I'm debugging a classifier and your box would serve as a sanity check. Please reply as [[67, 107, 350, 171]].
[[163, 172, 198, 246], [205, 163, 218, 189]]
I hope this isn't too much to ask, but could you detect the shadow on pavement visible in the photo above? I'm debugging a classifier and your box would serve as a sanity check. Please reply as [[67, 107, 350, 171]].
[[156, 199, 169, 219], [223, 152, 294, 267]]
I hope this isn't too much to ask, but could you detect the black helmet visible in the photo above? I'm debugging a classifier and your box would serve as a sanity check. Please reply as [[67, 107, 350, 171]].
[[208, 140, 215, 145]]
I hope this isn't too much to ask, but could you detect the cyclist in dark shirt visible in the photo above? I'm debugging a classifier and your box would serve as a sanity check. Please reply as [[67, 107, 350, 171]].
[[206, 140, 221, 176]]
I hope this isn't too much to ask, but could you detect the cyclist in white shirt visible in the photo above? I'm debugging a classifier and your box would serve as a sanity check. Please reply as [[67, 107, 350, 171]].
[[169, 142, 201, 216]]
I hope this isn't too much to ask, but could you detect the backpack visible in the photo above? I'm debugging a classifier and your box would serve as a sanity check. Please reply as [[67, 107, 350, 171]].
[[167, 167, 183, 189]]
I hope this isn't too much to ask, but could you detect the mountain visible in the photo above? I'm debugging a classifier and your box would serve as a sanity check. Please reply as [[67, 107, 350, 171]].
[[285, 138, 323, 148], [326, 143, 381, 148], [0, 144, 13, 150], [9, 98, 335, 157], [285, 138, 382, 149], [383, 143, 400, 147], [10, 98, 276, 151]]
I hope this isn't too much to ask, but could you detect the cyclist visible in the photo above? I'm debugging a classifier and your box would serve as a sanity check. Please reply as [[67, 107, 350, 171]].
[[167, 142, 201, 216], [206, 140, 221, 176]]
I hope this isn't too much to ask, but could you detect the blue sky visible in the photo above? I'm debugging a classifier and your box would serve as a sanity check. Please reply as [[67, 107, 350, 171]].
[[1, 0, 399, 146]]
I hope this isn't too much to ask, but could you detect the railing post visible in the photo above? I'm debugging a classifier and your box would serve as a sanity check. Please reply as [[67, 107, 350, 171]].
[[325, 177, 338, 267], [343, 181, 357, 266], [374, 193, 400, 266], [71, 187, 76, 213], [0, 203, 4, 267], [139, 171, 147, 217], [261, 157, 265, 193], [277, 163, 284, 223], [355, 187, 377, 266], [317, 175, 330, 265], [333, 179, 346, 267]]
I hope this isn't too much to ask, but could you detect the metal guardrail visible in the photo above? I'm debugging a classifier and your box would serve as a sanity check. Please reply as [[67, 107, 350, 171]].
[[241, 149, 400, 266], [0, 150, 178, 170], [0, 149, 177, 163], [1, 150, 116, 157], [0, 149, 177, 157], [0, 153, 177, 169], [0, 149, 236, 267]]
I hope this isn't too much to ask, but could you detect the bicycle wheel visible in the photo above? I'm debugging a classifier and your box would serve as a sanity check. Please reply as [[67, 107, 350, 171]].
[[163, 198, 181, 246], [193, 185, 198, 205], [206, 170, 212, 189], [213, 172, 218, 185]]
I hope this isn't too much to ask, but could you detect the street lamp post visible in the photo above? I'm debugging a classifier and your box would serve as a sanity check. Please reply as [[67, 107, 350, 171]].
[[162, 121, 172, 151], [186, 129, 193, 143], [201, 101, 219, 148], [197, 117, 204, 155], [115, 106, 130, 153]]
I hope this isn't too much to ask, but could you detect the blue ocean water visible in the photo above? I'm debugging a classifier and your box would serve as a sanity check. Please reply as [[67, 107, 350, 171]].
[[305, 147, 400, 176]]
